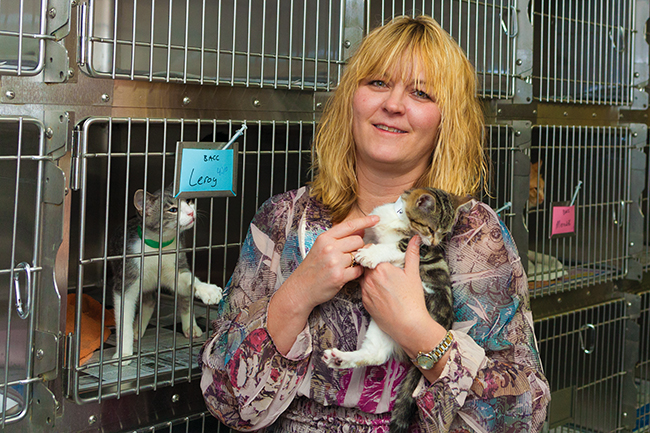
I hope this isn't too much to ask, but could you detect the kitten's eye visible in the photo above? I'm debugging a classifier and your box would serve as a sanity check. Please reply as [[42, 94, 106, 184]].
[[168, 206, 178, 213]]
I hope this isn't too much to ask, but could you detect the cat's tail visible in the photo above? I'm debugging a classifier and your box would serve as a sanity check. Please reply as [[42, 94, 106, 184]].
[[389, 368, 420, 433]]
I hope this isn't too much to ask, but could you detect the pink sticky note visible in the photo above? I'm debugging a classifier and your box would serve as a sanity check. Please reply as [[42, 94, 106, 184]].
[[551, 205, 575, 237]]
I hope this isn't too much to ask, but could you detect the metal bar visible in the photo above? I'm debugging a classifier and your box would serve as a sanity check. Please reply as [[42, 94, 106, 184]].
[[149, 0, 156, 81], [130, 0, 138, 80], [183, 0, 190, 83]]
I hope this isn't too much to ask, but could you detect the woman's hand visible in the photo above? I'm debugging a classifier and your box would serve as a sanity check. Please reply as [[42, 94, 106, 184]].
[[360, 236, 447, 369], [286, 214, 379, 308], [268, 215, 379, 354]]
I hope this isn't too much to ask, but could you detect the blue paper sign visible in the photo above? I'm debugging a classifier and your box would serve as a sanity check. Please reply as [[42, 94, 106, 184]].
[[174, 142, 238, 198]]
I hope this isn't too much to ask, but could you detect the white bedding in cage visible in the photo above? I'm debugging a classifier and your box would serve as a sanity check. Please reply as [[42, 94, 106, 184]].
[[527, 250, 568, 282]]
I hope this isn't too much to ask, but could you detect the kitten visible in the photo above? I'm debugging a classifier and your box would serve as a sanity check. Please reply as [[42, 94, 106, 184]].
[[109, 185, 222, 363], [322, 187, 465, 433], [528, 160, 545, 207]]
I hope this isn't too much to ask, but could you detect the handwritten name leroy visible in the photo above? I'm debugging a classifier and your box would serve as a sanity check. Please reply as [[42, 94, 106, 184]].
[[188, 166, 229, 188]]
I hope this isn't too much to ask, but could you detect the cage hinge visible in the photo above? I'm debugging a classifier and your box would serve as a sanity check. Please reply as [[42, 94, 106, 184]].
[[32, 381, 59, 430], [47, 0, 72, 40], [43, 40, 70, 84], [34, 331, 59, 380], [42, 111, 70, 159]]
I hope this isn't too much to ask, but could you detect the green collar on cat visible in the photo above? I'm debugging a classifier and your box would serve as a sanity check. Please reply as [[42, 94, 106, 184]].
[[136, 225, 175, 249]]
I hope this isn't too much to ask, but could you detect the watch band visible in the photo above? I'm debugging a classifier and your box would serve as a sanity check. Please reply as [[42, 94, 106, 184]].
[[410, 330, 454, 370]]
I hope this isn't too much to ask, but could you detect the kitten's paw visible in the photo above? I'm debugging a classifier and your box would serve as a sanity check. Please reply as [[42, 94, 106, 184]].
[[195, 283, 223, 305], [322, 348, 357, 369], [183, 322, 203, 339], [354, 249, 380, 269]]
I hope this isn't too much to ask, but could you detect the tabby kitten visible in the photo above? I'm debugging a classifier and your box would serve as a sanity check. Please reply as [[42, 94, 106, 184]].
[[322, 187, 465, 433], [109, 185, 222, 363]]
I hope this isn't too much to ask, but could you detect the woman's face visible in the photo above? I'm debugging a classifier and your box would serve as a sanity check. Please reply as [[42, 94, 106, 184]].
[[351, 70, 442, 178]]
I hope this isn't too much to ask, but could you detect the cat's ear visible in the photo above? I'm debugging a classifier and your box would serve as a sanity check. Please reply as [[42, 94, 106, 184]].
[[531, 160, 542, 172], [416, 192, 436, 212], [133, 190, 145, 215]]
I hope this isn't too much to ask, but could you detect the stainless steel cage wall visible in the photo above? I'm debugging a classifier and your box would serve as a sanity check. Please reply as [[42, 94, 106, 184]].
[[1, 0, 650, 432]]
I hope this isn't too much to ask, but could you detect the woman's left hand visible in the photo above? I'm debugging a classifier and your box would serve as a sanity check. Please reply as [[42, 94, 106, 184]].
[[360, 236, 446, 360]]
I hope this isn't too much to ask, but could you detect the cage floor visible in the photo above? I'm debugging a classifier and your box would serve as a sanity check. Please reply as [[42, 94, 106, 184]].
[[73, 301, 212, 392], [527, 266, 615, 292]]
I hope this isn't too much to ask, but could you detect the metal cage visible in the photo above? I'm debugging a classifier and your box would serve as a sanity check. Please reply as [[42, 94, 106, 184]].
[[535, 297, 632, 432], [67, 116, 313, 403], [0, 0, 649, 431], [0, 0, 48, 76], [0, 116, 64, 429], [531, 0, 647, 107], [526, 125, 644, 297], [77, 0, 345, 90]]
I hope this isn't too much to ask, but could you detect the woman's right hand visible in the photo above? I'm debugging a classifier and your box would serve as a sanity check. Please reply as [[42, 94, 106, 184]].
[[267, 214, 379, 354]]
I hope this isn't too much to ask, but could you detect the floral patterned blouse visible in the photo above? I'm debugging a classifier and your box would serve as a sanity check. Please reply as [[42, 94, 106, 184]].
[[200, 187, 551, 432]]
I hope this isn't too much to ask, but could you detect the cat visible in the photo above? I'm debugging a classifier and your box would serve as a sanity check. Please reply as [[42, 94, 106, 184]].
[[528, 160, 545, 208], [322, 187, 466, 433], [109, 185, 222, 364]]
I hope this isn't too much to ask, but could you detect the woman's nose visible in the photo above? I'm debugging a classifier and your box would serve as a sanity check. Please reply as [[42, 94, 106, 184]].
[[382, 88, 406, 114]]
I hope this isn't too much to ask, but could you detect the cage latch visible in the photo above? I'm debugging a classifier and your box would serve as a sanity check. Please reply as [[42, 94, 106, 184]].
[[13, 262, 33, 319], [578, 324, 596, 354]]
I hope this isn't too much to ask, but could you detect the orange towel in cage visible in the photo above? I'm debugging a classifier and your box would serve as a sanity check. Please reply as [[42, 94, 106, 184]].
[[65, 294, 115, 366]]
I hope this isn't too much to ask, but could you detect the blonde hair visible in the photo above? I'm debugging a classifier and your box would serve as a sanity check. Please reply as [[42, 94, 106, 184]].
[[309, 15, 487, 223]]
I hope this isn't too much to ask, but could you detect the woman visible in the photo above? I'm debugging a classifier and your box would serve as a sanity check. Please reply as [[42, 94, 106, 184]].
[[200, 15, 550, 432]]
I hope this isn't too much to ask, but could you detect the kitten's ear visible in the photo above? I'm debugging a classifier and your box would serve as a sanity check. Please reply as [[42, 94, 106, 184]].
[[416, 193, 435, 211], [133, 190, 145, 215]]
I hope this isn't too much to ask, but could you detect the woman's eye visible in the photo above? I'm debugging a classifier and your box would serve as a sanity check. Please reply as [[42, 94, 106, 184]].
[[168, 206, 178, 213], [369, 80, 386, 88], [413, 89, 430, 99]]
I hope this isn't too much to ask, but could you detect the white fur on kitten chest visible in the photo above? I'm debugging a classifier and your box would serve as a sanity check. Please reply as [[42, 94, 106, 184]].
[[322, 201, 410, 369]]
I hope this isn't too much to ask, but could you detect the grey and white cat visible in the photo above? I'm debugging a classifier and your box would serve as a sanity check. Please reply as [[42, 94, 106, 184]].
[[109, 185, 222, 363], [322, 187, 464, 433]]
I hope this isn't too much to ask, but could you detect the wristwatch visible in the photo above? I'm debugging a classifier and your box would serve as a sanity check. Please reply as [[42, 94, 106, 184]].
[[411, 331, 454, 370]]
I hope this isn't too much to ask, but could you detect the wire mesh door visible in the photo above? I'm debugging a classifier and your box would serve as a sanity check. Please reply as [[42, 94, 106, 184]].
[[531, 0, 640, 105], [0, 0, 48, 76], [77, 0, 345, 89], [526, 125, 639, 297], [535, 298, 629, 432], [68, 117, 313, 403], [0, 117, 47, 427], [366, 0, 525, 100]]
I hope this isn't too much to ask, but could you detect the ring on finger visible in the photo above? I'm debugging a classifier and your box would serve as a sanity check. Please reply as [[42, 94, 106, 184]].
[[348, 252, 357, 268]]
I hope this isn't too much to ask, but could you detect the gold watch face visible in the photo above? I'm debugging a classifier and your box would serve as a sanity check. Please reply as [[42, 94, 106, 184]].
[[416, 353, 435, 370]]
